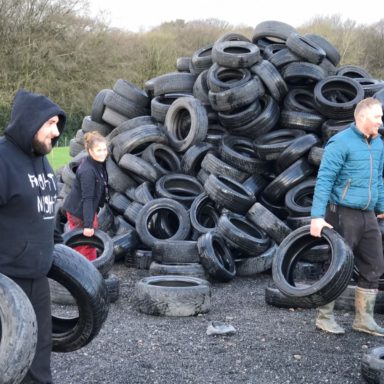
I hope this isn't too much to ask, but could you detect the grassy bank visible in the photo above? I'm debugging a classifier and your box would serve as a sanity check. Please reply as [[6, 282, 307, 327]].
[[48, 146, 71, 171]]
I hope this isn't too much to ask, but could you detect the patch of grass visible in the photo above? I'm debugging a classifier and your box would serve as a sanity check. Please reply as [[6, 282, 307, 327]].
[[48, 146, 71, 171]]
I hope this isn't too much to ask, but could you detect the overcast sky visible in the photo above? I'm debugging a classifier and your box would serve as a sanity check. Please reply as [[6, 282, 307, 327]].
[[87, 0, 382, 32]]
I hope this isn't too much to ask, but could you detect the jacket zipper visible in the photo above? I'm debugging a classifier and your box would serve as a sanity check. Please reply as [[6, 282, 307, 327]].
[[341, 179, 351, 200], [363, 139, 373, 210]]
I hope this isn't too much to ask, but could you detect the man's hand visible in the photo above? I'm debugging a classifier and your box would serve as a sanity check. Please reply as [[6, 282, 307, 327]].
[[377, 213, 384, 219], [83, 228, 94, 237], [310, 218, 333, 237]]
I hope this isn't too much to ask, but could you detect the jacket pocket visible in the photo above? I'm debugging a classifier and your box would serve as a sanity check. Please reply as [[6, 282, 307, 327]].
[[341, 179, 351, 201]]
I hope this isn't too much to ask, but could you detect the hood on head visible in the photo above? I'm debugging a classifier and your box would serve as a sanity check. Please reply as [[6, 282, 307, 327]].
[[4, 89, 66, 154]]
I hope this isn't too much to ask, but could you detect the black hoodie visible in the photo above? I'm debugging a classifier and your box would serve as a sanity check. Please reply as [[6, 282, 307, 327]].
[[0, 89, 66, 278]]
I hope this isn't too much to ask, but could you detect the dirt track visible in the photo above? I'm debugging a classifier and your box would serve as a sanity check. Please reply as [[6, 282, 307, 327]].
[[51, 262, 381, 384]]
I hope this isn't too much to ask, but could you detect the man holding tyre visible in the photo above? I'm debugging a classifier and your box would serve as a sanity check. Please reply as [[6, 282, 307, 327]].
[[0, 89, 66, 383], [310, 97, 384, 336]]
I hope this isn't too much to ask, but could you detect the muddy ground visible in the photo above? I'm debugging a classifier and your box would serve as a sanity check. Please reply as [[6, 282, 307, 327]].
[[51, 261, 380, 384]]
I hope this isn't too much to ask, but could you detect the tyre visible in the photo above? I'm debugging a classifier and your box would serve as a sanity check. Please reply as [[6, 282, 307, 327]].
[[104, 274, 120, 303], [361, 346, 384, 384], [49, 244, 109, 352], [149, 262, 206, 279], [135, 275, 211, 316], [272, 225, 354, 308], [152, 240, 199, 263], [62, 229, 114, 277], [246, 202, 291, 245], [0, 273, 37, 384], [197, 231, 236, 282], [135, 198, 191, 247], [236, 242, 277, 276]]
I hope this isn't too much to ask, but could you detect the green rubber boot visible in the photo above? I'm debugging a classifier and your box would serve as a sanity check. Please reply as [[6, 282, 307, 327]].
[[352, 287, 384, 336], [315, 301, 345, 334]]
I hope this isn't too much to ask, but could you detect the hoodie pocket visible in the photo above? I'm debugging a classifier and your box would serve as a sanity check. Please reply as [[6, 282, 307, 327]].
[[341, 179, 351, 201]]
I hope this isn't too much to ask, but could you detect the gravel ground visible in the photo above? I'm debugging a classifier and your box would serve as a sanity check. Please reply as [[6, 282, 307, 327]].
[[50, 261, 381, 384]]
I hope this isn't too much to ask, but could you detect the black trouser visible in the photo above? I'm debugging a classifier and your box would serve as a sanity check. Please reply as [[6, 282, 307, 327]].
[[11, 276, 53, 384], [325, 204, 384, 289]]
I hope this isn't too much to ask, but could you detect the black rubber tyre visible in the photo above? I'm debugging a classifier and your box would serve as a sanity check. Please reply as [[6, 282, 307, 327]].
[[272, 226, 354, 308], [112, 230, 139, 261], [197, 231, 236, 282], [135, 198, 191, 247], [0, 273, 37, 384], [152, 240, 199, 264], [112, 79, 149, 107], [119, 153, 161, 183], [252, 20, 297, 44], [314, 76, 364, 119], [212, 41, 261, 68], [253, 129, 306, 161], [264, 285, 314, 309], [286, 33, 326, 64], [165, 96, 208, 152], [135, 275, 211, 316], [62, 229, 114, 277], [235, 242, 277, 276], [189, 193, 220, 235], [276, 133, 320, 173], [201, 152, 248, 182], [361, 346, 384, 384], [105, 157, 137, 194], [204, 174, 256, 214], [305, 33, 341, 66], [181, 142, 215, 176], [49, 244, 109, 352], [149, 262, 206, 279], [246, 202, 292, 245], [104, 273, 120, 303], [284, 178, 316, 217], [141, 143, 181, 175], [250, 59, 288, 103], [261, 158, 314, 204], [217, 212, 271, 256], [155, 173, 204, 208]]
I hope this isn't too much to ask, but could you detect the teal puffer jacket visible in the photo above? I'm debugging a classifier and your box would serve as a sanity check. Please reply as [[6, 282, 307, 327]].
[[311, 123, 384, 218]]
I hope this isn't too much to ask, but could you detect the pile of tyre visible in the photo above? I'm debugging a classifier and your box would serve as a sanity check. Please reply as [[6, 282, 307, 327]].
[[55, 20, 384, 318]]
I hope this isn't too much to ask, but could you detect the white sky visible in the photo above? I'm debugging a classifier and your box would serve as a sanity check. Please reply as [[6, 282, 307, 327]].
[[87, 0, 383, 32]]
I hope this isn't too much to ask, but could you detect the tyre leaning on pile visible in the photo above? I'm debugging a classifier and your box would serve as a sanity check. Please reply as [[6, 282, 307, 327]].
[[48, 244, 109, 352], [272, 225, 354, 308], [0, 273, 37, 384], [135, 275, 211, 316]]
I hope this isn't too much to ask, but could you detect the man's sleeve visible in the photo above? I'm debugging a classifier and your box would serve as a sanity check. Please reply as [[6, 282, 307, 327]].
[[374, 146, 384, 213], [311, 139, 346, 218]]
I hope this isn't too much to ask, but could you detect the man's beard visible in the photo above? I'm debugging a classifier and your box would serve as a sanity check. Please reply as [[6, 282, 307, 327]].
[[32, 136, 52, 155]]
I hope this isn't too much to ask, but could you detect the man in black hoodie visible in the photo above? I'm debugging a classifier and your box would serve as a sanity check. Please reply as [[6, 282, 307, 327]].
[[0, 89, 66, 384]]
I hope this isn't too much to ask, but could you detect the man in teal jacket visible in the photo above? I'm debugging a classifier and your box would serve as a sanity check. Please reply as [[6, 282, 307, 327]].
[[311, 97, 384, 336]]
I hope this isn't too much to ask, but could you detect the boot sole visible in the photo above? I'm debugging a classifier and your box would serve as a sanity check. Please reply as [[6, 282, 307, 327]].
[[352, 326, 384, 336], [315, 324, 345, 335]]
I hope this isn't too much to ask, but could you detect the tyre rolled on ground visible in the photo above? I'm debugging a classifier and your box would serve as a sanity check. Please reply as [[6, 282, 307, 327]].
[[0, 273, 37, 384], [272, 225, 354, 308], [48, 244, 109, 352], [135, 275, 211, 316]]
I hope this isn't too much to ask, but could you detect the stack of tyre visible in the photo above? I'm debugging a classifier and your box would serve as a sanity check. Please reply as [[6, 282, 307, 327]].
[[55, 20, 384, 316]]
